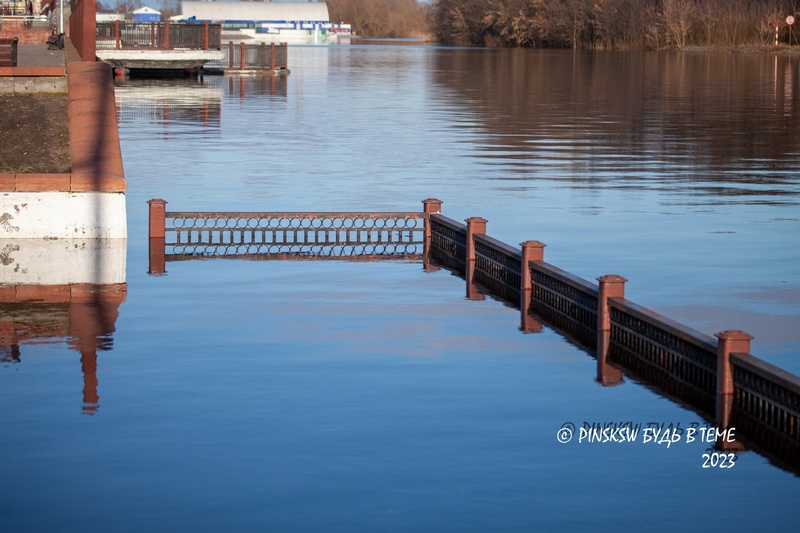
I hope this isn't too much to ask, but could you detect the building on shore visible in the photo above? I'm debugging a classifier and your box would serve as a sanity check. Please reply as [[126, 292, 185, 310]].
[[177, 1, 351, 44]]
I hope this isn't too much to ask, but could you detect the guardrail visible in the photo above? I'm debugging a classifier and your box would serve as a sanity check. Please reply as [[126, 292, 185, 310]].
[[203, 41, 288, 72], [146, 197, 800, 472], [95, 21, 222, 51], [146, 199, 429, 268], [423, 199, 799, 471]]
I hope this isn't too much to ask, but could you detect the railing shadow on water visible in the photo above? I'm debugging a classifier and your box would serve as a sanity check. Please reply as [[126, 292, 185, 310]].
[[146, 198, 800, 475]]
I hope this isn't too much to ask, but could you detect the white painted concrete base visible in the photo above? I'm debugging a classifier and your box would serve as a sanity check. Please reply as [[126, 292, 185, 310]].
[[0, 192, 127, 239], [0, 239, 127, 285]]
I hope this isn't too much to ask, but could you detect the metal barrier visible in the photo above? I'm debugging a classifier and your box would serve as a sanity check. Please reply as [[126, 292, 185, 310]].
[[147, 200, 425, 267], [428, 214, 466, 274], [96, 21, 221, 51], [609, 298, 718, 412], [422, 198, 800, 472], [204, 42, 288, 72]]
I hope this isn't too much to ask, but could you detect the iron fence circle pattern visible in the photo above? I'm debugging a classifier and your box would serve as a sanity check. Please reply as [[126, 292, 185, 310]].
[[170, 215, 422, 231]]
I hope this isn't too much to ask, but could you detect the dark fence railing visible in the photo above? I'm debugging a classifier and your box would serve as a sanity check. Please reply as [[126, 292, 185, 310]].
[[608, 298, 718, 413], [422, 199, 799, 472], [203, 41, 288, 72], [146, 197, 800, 472], [95, 21, 221, 50]]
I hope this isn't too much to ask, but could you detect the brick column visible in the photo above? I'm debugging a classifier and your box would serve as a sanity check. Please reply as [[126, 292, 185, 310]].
[[715, 330, 752, 450], [519, 241, 545, 333], [148, 199, 167, 239], [596, 275, 627, 386], [465, 217, 487, 262]]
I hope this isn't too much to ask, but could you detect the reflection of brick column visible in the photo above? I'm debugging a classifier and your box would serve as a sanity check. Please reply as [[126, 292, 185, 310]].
[[68, 284, 128, 415], [81, 350, 99, 415]]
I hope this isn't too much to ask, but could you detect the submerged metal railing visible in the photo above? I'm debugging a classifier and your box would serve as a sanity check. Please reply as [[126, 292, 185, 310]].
[[147, 197, 800, 472], [204, 42, 288, 72], [147, 200, 430, 266]]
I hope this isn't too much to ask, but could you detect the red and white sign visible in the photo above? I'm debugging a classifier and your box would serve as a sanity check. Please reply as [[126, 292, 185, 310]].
[[787, 15, 796, 26]]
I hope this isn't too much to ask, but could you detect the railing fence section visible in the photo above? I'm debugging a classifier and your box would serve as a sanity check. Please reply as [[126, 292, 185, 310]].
[[203, 42, 288, 72], [96, 21, 222, 51], [148, 197, 800, 472]]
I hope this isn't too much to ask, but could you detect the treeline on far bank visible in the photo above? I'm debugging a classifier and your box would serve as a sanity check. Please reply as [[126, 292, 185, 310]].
[[433, 0, 800, 49], [330, 0, 800, 49]]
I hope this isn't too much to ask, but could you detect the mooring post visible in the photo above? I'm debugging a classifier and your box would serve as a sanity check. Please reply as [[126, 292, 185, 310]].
[[519, 241, 545, 333], [715, 330, 753, 448], [596, 275, 627, 386]]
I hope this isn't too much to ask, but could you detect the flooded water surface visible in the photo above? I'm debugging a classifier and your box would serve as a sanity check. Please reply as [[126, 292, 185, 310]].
[[2, 47, 799, 530]]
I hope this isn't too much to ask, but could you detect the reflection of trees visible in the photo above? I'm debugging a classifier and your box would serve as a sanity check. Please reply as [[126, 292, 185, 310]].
[[431, 50, 800, 188], [432, 0, 800, 49]]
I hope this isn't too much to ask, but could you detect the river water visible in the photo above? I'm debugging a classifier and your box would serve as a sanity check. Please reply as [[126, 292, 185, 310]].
[[2, 46, 799, 530]]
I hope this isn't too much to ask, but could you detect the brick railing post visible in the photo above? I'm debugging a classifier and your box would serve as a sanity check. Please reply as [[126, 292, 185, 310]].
[[240, 41, 246, 70], [465, 217, 487, 262], [228, 41, 234, 69], [596, 275, 627, 386], [148, 199, 167, 239], [715, 330, 752, 450], [519, 241, 545, 333], [271, 42, 276, 70], [115, 20, 121, 50], [148, 199, 167, 275], [421, 199, 442, 273], [203, 21, 209, 50], [422, 198, 442, 243], [597, 275, 627, 333], [520, 241, 545, 293]]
